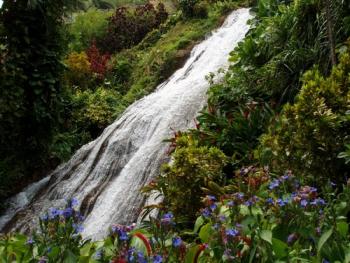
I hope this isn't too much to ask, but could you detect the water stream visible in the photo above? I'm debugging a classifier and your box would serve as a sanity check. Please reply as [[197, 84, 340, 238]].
[[0, 8, 252, 239]]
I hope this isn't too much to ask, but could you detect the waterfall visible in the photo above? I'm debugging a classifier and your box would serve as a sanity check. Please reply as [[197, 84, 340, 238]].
[[0, 8, 252, 239]]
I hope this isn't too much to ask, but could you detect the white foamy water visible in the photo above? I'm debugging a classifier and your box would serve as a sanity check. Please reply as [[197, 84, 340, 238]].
[[0, 8, 252, 239]]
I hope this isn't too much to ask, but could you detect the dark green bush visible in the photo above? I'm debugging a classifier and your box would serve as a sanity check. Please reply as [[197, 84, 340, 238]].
[[259, 46, 350, 185]]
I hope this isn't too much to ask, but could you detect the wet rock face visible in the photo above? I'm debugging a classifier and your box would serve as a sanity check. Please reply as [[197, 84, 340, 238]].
[[0, 8, 252, 240]]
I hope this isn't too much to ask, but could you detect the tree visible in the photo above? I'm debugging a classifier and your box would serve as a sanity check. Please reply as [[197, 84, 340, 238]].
[[0, 0, 80, 202]]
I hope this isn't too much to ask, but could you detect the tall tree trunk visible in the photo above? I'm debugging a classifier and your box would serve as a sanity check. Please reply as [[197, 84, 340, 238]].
[[324, 0, 337, 66]]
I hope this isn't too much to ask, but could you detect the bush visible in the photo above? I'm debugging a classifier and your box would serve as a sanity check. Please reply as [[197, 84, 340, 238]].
[[101, 3, 168, 53], [68, 8, 112, 52], [178, 0, 199, 17], [143, 134, 227, 221], [64, 51, 92, 88], [86, 42, 111, 80], [259, 47, 350, 185], [193, 2, 208, 18], [71, 87, 121, 137]]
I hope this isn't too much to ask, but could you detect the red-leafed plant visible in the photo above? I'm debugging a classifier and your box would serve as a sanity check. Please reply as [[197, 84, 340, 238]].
[[86, 41, 111, 80]]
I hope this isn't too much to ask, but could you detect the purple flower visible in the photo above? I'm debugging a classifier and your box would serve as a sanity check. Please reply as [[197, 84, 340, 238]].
[[63, 207, 73, 218], [94, 250, 103, 260], [128, 247, 136, 261], [72, 223, 84, 233], [322, 259, 330, 263], [276, 198, 286, 207], [119, 230, 128, 241], [218, 215, 226, 222], [269, 179, 280, 190], [40, 214, 48, 222], [38, 257, 48, 263], [280, 173, 290, 181], [226, 228, 239, 237], [172, 237, 182, 247], [70, 198, 79, 207], [266, 198, 274, 205], [244, 199, 254, 207], [26, 237, 34, 245], [161, 212, 174, 225], [227, 200, 234, 207], [48, 208, 60, 219], [300, 199, 308, 207], [202, 208, 211, 218], [138, 251, 147, 263], [210, 203, 217, 211], [153, 254, 163, 263], [236, 192, 244, 200], [207, 195, 216, 201], [287, 233, 298, 245]]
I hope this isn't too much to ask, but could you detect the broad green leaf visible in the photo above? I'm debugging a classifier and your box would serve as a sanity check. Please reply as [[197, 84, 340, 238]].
[[260, 230, 272, 245], [64, 249, 77, 263], [193, 216, 205, 233], [80, 242, 93, 257], [336, 221, 348, 238], [317, 228, 333, 253], [199, 223, 213, 243], [184, 244, 200, 263], [272, 238, 288, 259]]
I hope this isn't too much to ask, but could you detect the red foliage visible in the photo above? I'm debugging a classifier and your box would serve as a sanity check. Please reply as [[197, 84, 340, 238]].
[[86, 41, 111, 80]]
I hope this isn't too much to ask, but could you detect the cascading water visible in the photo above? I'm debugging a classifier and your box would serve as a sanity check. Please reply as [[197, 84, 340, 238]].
[[0, 8, 252, 239]]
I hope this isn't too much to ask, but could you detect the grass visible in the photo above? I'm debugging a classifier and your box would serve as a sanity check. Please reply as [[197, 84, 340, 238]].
[[112, 1, 247, 117]]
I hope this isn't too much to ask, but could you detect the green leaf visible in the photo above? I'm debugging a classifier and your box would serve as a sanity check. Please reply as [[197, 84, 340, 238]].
[[199, 223, 213, 243], [272, 238, 288, 259], [80, 243, 93, 257], [64, 249, 77, 263], [260, 230, 272, 245], [317, 228, 333, 253], [184, 244, 200, 263], [193, 216, 205, 233], [336, 221, 348, 238]]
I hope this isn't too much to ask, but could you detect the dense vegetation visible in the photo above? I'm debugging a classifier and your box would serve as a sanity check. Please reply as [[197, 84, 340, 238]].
[[0, 0, 240, 205], [1, 0, 350, 261]]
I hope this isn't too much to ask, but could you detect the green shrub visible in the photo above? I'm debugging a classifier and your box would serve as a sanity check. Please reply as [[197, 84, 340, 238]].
[[71, 87, 121, 137], [259, 47, 350, 185], [64, 51, 92, 89], [68, 9, 112, 52], [178, 0, 199, 17], [143, 134, 227, 221]]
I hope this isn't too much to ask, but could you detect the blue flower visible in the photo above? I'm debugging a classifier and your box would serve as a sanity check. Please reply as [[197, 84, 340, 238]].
[[219, 215, 226, 222], [48, 208, 61, 219], [244, 199, 254, 207], [269, 179, 280, 190], [161, 212, 174, 225], [172, 237, 182, 247], [236, 192, 244, 200], [72, 223, 84, 233], [227, 201, 234, 207], [266, 198, 274, 205], [94, 250, 103, 260], [210, 203, 217, 211], [276, 198, 286, 207], [137, 251, 147, 263], [207, 195, 216, 201], [225, 228, 239, 237], [63, 207, 73, 218], [128, 247, 136, 261], [202, 208, 211, 218], [119, 230, 128, 241], [40, 214, 48, 222], [300, 199, 308, 207], [26, 237, 34, 245], [322, 259, 330, 263], [287, 233, 297, 245], [70, 198, 79, 207], [153, 254, 163, 263]]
